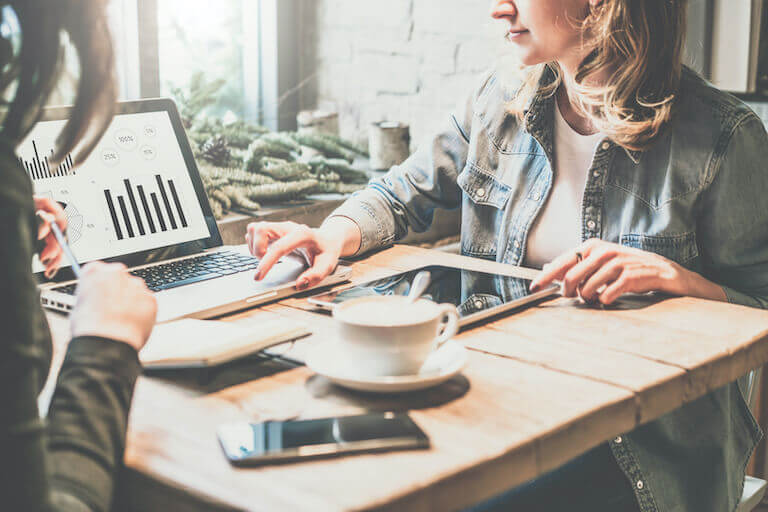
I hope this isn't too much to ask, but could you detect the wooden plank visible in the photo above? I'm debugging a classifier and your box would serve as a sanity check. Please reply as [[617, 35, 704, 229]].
[[460, 327, 686, 425], [123, 349, 634, 511], [483, 297, 766, 404], [40, 245, 768, 511]]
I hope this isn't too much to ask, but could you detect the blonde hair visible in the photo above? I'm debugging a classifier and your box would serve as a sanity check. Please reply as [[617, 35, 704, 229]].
[[508, 1, 687, 152]]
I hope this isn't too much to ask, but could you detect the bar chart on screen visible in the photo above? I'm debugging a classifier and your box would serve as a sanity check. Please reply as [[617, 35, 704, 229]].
[[103, 174, 190, 241], [18, 140, 75, 180]]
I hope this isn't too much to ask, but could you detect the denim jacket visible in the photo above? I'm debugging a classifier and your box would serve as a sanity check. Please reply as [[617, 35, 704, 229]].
[[329, 66, 766, 511]]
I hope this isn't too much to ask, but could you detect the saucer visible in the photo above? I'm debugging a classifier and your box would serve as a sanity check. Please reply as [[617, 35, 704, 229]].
[[305, 340, 467, 393]]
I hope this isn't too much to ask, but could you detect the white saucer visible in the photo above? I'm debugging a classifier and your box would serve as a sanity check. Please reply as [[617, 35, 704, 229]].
[[305, 340, 467, 393]]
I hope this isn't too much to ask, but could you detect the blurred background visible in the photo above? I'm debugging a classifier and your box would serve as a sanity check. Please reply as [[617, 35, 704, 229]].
[[27, 0, 768, 148]]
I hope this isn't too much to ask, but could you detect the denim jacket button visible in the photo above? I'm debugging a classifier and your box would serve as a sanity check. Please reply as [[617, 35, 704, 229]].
[[593, 170, 601, 178], [474, 300, 483, 309], [514, 239, 521, 248], [636, 480, 644, 490], [601, 141, 611, 150], [476, 188, 486, 197], [532, 192, 541, 201], [614, 436, 622, 444], [586, 220, 597, 230]]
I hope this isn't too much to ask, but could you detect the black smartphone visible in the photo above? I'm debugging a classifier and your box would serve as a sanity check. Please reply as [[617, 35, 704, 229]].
[[217, 412, 430, 466]]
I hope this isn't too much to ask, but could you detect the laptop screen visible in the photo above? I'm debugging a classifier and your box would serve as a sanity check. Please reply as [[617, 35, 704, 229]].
[[22, 104, 217, 276]]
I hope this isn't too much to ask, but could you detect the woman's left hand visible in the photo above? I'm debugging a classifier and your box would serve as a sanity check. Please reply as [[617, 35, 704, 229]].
[[529, 238, 726, 305], [34, 196, 67, 278]]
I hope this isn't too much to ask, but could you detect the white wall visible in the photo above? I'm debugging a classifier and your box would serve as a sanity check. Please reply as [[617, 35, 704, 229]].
[[299, 0, 510, 147]]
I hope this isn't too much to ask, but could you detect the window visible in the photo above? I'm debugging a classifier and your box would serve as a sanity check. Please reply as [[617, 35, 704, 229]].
[[104, 0, 297, 130], [157, 0, 249, 120]]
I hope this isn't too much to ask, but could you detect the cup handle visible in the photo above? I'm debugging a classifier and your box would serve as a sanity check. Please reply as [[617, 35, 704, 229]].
[[435, 304, 460, 349]]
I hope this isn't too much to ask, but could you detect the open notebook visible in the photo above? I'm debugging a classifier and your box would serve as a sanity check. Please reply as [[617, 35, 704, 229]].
[[140, 318, 310, 369]]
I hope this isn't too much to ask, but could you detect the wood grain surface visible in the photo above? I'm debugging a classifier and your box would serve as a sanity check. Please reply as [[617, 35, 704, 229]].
[[44, 245, 768, 511]]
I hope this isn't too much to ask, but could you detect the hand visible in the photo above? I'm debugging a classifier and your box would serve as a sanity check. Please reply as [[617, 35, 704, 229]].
[[246, 220, 349, 290], [34, 196, 67, 278], [529, 238, 726, 305], [70, 262, 158, 351]]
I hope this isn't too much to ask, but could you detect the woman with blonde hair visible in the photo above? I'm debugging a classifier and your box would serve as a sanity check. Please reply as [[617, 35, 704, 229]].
[[248, 1, 766, 509]]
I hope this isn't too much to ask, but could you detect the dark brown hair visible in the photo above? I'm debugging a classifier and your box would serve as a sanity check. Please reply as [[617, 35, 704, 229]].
[[1, 0, 116, 162]]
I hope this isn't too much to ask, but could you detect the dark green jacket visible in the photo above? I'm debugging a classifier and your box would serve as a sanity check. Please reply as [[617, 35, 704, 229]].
[[0, 137, 142, 511]]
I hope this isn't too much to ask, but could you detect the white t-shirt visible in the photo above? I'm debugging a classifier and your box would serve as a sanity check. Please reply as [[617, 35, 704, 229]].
[[524, 101, 604, 269]]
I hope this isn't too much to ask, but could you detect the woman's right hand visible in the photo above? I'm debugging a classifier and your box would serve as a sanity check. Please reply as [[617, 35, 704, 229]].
[[70, 262, 157, 352], [246, 218, 360, 290]]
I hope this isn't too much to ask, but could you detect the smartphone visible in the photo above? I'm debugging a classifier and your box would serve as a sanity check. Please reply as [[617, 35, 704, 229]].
[[217, 412, 430, 466]]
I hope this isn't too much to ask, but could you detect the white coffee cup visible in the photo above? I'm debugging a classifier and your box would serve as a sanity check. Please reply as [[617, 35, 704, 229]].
[[332, 295, 460, 377]]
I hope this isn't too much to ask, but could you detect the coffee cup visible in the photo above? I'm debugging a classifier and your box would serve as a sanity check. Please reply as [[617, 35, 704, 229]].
[[332, 295, 460, 377]]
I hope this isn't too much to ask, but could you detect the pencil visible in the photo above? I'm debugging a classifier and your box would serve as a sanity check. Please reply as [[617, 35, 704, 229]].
[[36, 210, 82, 278]]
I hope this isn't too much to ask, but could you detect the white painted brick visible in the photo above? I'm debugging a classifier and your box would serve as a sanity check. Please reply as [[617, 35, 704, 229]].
[[412, 0, 491, 36], [318, 0, 412, 30], [300, 0, 511, 144], [359, 53, 420, 95], [456, 38, 500, 73]]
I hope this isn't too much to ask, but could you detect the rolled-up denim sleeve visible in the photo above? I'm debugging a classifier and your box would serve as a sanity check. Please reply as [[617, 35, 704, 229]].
[[698, 113, 768, 308], [326, 76, 485, 256]]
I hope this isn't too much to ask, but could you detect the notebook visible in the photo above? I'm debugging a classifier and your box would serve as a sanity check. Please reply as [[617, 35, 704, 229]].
[[139, 318, 310, 369]]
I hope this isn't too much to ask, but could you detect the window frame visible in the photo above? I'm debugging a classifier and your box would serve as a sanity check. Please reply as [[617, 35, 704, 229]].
[[116, 0, 297, 129]]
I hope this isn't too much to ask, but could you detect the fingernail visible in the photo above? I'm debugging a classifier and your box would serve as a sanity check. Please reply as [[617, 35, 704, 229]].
[[296, 278, 309, 290], [529, 282, 539, 292]]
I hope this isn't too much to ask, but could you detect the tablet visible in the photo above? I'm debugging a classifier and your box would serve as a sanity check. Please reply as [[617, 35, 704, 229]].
[[307, 265, 560, 328]]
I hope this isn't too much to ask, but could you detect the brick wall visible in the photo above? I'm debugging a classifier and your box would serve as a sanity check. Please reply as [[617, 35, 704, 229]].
[[298, 0, 510, 148]]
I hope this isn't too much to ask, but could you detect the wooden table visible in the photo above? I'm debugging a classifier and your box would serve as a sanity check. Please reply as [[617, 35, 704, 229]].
[[44, 245, 768, 511]]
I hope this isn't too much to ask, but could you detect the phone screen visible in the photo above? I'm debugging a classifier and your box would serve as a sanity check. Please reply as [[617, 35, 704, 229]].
[[218, 412, 429, 465]]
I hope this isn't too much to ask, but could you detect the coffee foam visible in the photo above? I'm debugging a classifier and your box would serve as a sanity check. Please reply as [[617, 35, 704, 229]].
[[335, 296, 440, 326]]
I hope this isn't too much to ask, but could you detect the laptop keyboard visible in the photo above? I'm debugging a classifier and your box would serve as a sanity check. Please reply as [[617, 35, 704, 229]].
[[51, 251, 260, 295]]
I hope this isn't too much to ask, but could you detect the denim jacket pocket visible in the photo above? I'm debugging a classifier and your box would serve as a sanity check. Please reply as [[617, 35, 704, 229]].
[[458, 163, 513, 258], [457, 163, 512, 209], [620, 231, 699, 266]]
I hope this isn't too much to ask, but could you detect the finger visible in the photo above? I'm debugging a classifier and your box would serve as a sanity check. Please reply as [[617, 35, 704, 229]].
[[579, 261, 623, 301], [38, 219, 51, 240], [46, 251, 64, 274], [295, 251, 337, 289], [599, 273, 630, 305], [39, 236, 62, 264], [35, 197, 67, 230], [245, 231, 253, 255], [560, 249, 617, 298], [44, 256, 61, 279], [247, 222, 290, 257], [131, 274, 151, 292], [255, 227, 315, 280], [530, 251, 583, 291], [110, 262, 128, 272], [530, 239, 606, 291]]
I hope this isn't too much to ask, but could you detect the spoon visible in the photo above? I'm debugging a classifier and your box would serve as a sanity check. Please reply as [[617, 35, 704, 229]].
[[407, 270, 431, 303]]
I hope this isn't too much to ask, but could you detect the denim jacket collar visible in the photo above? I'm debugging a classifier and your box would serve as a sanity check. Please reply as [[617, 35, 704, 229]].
[[521, 66, 642, 165]]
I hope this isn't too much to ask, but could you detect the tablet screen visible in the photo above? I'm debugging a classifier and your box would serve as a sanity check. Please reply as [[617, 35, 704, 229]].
[[309, 265, 556, 322]]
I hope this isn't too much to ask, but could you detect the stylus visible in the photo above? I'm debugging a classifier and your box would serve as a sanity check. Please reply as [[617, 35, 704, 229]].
[[36, 210, 83, 279]]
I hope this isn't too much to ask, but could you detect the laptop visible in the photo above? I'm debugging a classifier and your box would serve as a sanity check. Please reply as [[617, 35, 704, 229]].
[[26, 99, 351, 323]]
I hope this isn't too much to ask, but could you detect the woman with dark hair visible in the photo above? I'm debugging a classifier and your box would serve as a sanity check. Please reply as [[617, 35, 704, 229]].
[[248, 0, 767, 510], [0, 1, 157, 510]]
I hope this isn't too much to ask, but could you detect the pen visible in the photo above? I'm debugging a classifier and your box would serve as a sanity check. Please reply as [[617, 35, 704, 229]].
[[36, 210, 82, 279]]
